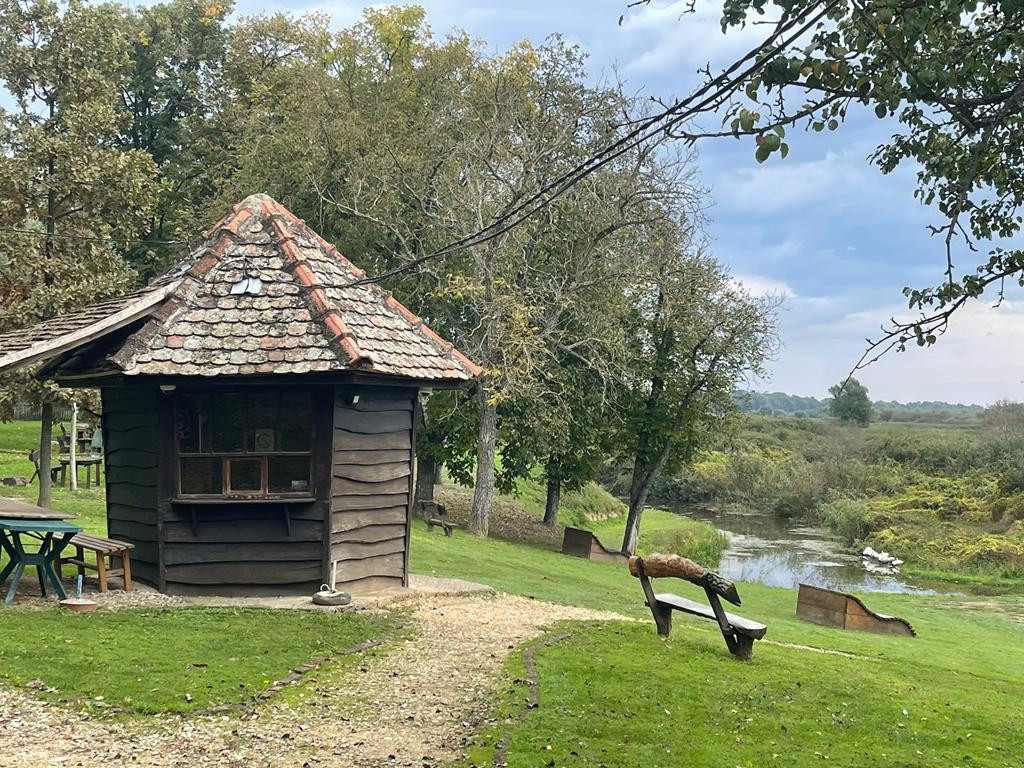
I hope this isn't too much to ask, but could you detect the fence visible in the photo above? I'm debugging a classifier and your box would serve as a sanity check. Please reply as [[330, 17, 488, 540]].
[[11, 403, 74, 422]]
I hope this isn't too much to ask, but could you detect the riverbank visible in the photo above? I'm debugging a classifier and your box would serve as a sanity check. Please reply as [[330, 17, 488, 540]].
[[630, 415, 1024, 594]]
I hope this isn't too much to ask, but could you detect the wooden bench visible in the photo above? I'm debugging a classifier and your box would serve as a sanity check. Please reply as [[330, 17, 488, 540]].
[[418, 500, 455, 537], [630, 554, 767, 660], [56, 533, 133, 593]]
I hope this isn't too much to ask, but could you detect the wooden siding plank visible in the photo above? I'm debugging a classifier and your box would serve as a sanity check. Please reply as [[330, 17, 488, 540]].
[[331, 552, 404, 581], [106, 519, 157, 541], [331, 537, 405, 561], [333, 408, 411, 434], [107, 503, 158, 525], [349, 396, 413, 412], [161, 504, 321, 523], [333, 429, 411, 451], [330, 508, 408, 533], [330, 523, 406, 543], [164, 541, 323, 565], [332, 475, 411, 496], [162, 519, 323, 543], [332, 449, 410, 465], [330, 493, 409, 512], [332, 462, 411, 483], [165, 561, 323, 585], [107, 484, 157, 508], [327, 574, 404, 592]]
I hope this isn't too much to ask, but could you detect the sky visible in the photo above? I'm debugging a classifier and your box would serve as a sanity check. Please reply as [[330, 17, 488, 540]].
[[23, 0, 1024, 404]]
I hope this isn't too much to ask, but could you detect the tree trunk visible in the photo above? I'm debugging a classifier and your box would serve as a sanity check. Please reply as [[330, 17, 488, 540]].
[[622, 445, 671, 555], [543, 455, 561, 526], [468, 387, 497, 537], [69, 401, 78, 492], [37, 402, 54, 509], [415, 452, 437, 506]]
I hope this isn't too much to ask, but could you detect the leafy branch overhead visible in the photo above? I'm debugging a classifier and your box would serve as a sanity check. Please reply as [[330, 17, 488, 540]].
[[627, 0, 1024, 367]]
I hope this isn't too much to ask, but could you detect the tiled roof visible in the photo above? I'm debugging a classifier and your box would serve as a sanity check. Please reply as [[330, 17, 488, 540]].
[[0, 194, 480, 382]]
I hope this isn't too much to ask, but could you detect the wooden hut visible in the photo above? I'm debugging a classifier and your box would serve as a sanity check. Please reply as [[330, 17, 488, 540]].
[[0, 194, 479, 595]]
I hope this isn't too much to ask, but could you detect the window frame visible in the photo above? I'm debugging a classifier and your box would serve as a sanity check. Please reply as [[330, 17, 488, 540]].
[[173, 389, 315, 500]]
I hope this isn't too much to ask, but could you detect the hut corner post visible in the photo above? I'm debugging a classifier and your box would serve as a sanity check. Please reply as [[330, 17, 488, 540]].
[[37, 401, 54, 508]]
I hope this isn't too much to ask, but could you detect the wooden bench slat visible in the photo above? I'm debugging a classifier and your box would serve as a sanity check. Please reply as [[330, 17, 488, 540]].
[[69, 533, 134, 553], [654, 592, 768, 639]]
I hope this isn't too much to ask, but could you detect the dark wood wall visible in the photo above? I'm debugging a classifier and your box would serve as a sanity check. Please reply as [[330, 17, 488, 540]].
[[101, 380, 416, 596], [156, 387, 334, 596], [330, 385, 416, 592], [102, 385, 160, 585]]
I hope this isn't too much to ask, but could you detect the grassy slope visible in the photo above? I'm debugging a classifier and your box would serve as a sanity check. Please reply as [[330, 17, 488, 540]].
[[410, 523, 1024, 767]]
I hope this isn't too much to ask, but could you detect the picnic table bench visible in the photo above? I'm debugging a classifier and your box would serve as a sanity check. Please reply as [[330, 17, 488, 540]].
[[629, 553, 768, 660], [0, 517, 82, 607], [56, 533, 133, 592]]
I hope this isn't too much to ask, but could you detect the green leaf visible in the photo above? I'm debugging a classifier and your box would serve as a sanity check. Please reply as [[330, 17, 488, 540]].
[[780, 143, 789, 159], [755, 145, 771, 164], [875, 104, 887, 118]]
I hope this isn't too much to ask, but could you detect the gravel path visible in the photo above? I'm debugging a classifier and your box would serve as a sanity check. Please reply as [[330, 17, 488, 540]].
[[0, 593, 625, 767]]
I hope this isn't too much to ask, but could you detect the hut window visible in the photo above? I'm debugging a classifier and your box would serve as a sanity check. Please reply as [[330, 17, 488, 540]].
[[175, 392, 313, 498]]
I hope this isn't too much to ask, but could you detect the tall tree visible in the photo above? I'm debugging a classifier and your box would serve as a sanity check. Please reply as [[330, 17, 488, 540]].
[[117, 0, 231, 278], [828, 378, 872, 425], [617, 241, 779, 555], [0, 0, 158, 505]]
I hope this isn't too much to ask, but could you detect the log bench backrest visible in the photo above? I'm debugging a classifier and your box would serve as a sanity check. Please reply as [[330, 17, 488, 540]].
[[629, 555, 766, 659]]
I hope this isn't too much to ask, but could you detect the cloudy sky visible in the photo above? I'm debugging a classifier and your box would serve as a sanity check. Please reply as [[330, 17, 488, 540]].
[[40, 0, 1024, 403]]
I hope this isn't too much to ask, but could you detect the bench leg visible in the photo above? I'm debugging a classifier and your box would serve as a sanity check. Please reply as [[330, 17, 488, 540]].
[[651, 602, 673, 637], [732, 634, 755, 661], [95, 553, 108, 593], [121, 554, 132, 592]]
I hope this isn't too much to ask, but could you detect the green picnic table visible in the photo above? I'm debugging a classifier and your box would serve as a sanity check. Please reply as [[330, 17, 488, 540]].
[[0, 517, 82, 607]]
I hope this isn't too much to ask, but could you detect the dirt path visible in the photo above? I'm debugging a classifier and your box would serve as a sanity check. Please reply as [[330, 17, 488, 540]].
[[0, 593, 624, 767]]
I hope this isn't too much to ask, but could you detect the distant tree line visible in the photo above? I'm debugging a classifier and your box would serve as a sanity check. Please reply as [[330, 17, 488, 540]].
[[736, 390, 983, 424]]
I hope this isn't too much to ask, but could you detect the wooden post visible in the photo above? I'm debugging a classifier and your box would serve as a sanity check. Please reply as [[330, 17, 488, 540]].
[[37, 402, 54, 509], [69, 401, 78, 491]]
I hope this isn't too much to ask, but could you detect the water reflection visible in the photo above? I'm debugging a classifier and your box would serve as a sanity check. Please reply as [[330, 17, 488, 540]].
[[671, 504, 936, 595]]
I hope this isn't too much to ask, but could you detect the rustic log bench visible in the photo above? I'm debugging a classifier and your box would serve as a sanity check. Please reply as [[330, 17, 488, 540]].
[[418, 500, 455, 537], [629, 553, 767, 660], [56, 533, 133, 593]]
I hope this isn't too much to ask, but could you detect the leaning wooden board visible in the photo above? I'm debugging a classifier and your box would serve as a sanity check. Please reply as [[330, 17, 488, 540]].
[[796, 583, 916, 637], [0, 497, 73, 520]]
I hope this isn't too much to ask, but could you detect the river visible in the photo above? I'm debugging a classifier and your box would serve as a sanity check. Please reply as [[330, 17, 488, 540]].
[[671, 504, 937, 594]]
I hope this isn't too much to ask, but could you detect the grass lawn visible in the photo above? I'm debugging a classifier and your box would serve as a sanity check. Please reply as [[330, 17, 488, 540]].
[[3, 418, 1023, 764], [0, 605, 394, 714], [0, 419, 106, 533], [412, 522, 1024, 767]]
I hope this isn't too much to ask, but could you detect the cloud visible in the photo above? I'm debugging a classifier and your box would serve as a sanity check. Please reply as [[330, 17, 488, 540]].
[[717, 151, 872, 215], [735, 273, 796, 298], [620, 1, 763, 75], [769, 294, 1024, 404]]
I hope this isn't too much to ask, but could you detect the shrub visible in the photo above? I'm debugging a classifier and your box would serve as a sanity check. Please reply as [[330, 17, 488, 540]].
[[818, 498, 871, 545]]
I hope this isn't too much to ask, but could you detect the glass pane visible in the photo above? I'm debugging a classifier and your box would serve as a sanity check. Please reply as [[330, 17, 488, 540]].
[[228, 458, 262, 493], [268, 456, 311, 494], [279, 392, 313, 452], [175, 395, 200, 453], [180, 457, 222, 495], [209, 393, 245, 453], [247, 393, 278, 452]]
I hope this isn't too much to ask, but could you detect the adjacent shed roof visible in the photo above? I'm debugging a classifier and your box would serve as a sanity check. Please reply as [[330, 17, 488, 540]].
[[0, 194, 480, 382]]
